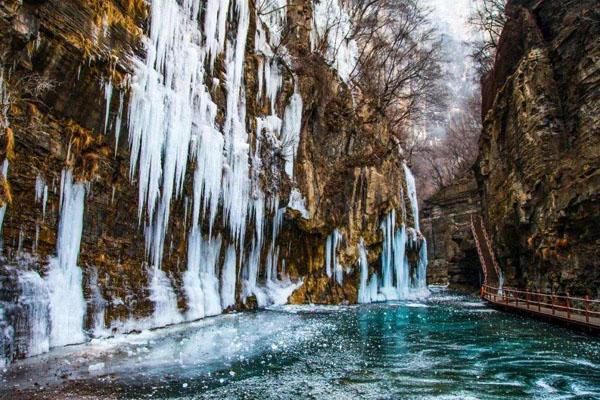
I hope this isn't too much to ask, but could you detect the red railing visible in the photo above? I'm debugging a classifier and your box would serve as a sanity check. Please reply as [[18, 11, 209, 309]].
[[482, 285, 600, 327], [470, 215, 503, 287]]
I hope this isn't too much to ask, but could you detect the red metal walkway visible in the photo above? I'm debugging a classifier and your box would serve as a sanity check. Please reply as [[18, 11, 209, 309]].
[[471, 215, 600, 333]]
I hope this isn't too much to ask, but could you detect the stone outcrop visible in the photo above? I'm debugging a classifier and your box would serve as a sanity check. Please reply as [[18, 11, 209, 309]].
[[422, 172, 482, 291], [0, 0, 424, 363], [476, 0, 600, 296]]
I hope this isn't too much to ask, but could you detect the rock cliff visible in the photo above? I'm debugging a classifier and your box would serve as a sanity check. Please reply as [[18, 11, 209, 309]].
[[476, 0, 600, 296], [0, 0, 426, 365], [422, 172, 482, 291]]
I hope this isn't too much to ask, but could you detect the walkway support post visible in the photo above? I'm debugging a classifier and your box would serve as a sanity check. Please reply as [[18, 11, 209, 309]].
[[586, 295, 590, 323]]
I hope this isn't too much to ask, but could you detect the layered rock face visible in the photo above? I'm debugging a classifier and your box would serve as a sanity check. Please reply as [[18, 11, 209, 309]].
[[422, 173, 482, 291], [477, 0, 600, 296], [0, 0, 426, 364]]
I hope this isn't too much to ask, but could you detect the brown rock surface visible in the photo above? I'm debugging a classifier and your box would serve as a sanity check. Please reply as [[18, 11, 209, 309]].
[[476, 0, 600, 296], [0, 0, 422, 361], [422, 172, 482, 292]]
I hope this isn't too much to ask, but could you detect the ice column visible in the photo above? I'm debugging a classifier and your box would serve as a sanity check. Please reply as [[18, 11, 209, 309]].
[[221, 245, 237, 309], [357, 238, 370, 304], [45, 170, 86, 347], [325, 229, 343, 283], [17, 270, 50, 356], [222, 0, 251, 246], [282, 89, 303, 178], [403, 163, 420, 231]]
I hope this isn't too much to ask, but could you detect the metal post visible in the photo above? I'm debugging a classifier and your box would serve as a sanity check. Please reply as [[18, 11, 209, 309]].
[[585, 295, 590, 323], [526, 292, 529, 310], [552, 294, 555, 316], [567, 295, 571, 319], [538, 293, 541, 312]]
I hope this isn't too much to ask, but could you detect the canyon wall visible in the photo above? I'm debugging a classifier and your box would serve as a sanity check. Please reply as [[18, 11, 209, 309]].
[[422, 172, 482, 291], [476, 0, 599, 296], [0, 0, 426, 365]]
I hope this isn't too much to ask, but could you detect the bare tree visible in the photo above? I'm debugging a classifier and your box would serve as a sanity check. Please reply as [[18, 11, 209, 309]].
[[348, 0, 444, 132], [411, 92, 482, 198], [468, 0, 507, 76]]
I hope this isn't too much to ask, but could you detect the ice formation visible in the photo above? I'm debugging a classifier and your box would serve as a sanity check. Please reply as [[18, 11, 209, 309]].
[[287, 188, 310, 219], [282, 90, 303, 178], [0, 70, 9, 238], [45, 170, 87, 347], [103, 77, 113, 134], [35, 174, 48, 218], [89, 268, 109, 337], [357, 238, 370, 304], [310, 0, 358, 82], [221, 245, 237, 309], [324, 229, 344, 284], [403, 163, 420, 231], [17, 270, 50, 356], [357, 164, 429, 302], [1, 0, 373, 365]]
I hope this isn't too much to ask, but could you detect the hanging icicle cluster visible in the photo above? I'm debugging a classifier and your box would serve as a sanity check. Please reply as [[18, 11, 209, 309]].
[[357, 164, 429, 302]]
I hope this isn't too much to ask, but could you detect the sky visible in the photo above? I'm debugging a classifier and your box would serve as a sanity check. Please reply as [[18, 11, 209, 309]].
[[423, 0, 479, 137]]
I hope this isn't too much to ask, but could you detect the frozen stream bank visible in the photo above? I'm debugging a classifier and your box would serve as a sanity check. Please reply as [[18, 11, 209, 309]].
[[2, 287, 600, 399]]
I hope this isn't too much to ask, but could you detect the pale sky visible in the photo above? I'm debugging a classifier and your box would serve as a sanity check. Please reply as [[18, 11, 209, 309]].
[[424, 0, 478, 137], [425, 0, 475, 42]]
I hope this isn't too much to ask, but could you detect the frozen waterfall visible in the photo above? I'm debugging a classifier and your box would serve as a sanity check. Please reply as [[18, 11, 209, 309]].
[[357, 164, 429, 302], [45, 170, 86, 347]]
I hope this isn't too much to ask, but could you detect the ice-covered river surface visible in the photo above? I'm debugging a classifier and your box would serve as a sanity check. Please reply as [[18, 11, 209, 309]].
[[2, 287, 600, 400]]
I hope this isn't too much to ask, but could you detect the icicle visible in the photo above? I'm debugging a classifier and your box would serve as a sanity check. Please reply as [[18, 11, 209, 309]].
[[281, 88, 303, 178], [129, 0, 211, 267], [241, 192, 266, 302], [45, 169, 86, 347], [266, 199, 284, 282], [403, 163, 420, 231], [204, 0, 231, 68], [114, 91, 124, 156], [362, 162, 428, 303], [220, 244, 237, 309], [324, 229, 343, 283], [325, 235, 332, 278], [222, 0, 251, 247], [183, 229, 205, 320], [17, 270, 50, 357], [103, 78, 113, 134], [357, 238, 370, 303], [35, 174, 48, 218], [265, 59, 282, 113], [380, 211, 395, 291], [416, 238, 428, 295]]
